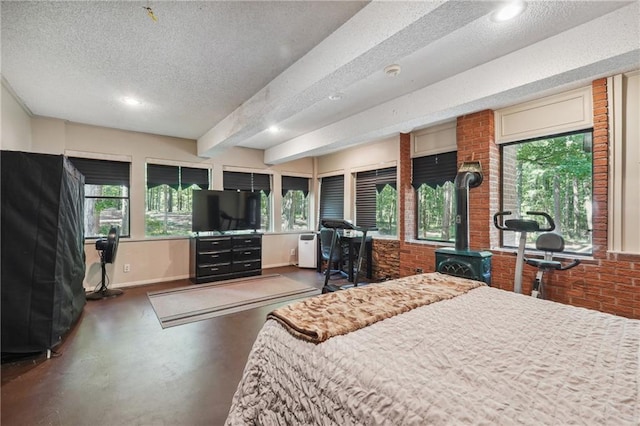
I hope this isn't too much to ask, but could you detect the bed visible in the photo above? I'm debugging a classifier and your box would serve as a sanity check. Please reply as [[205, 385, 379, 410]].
[[225, 273, 640, 425]]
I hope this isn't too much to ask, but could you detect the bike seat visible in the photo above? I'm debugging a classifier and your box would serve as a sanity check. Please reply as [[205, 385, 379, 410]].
[[535, 232, 565, 252]]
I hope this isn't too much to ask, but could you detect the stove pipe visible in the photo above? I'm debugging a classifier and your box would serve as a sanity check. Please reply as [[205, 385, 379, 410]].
[[454, 162, 483, 251]]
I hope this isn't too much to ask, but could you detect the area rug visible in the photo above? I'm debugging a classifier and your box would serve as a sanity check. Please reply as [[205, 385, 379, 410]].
[[147, 274, 321, 328]]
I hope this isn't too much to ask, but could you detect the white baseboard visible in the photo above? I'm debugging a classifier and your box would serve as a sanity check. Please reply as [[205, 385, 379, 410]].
[[264, 262, 293, 268], [84, 274, 190, 291], [83, 262, 311, 292]]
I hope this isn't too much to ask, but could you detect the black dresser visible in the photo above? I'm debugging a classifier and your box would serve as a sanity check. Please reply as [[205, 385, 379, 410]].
[[190, 233, 262, 284]]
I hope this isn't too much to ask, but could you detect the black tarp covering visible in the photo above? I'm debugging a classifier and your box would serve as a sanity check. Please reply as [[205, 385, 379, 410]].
[[1, 151, 86, 353]]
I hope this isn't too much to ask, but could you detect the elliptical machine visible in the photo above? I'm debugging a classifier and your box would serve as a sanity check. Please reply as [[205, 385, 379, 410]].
[[494, 211, 580, 298]]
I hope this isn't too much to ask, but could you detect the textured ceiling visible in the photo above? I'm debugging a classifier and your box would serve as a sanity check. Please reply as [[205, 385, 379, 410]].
[[1, 1, 367, 138], [1, 1, 639, 164]]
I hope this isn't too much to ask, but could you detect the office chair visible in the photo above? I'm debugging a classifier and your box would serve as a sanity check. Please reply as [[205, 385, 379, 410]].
[[319, 228, 346, 280]]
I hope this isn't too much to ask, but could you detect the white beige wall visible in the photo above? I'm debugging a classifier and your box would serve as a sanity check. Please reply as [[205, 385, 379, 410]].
[[1, 83, 32, 151], [27, 118, 314, 289]]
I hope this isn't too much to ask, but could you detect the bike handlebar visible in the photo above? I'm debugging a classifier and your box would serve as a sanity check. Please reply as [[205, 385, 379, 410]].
[[558, 258, 581, 271], [493, 211, 512, 230], [493, 211, 555, 232], [525, 211, 555, 232]]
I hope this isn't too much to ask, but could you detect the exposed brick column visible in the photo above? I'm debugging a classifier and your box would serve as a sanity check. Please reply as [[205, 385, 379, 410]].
[[456, 110, 498, 250], [591, 78, 609, 259], [399, 133, 414, 242], [398, 132, 425, 277], [501, 147, 518, 247]]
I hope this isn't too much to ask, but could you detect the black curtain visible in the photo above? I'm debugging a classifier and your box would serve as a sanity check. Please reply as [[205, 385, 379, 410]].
[[68, 157, 130, 187], [181, 167, 209, 190], [146, 164, 179, 189], [223, 171, 271, 196], [282, 176, 309, 197], [412, 151, 457, 189]]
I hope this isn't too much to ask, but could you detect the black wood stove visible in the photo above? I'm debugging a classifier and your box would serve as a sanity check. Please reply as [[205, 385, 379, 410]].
[[435, 162, 492, 285]]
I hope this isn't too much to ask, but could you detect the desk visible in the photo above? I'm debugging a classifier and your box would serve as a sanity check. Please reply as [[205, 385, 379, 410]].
[[316, 233, 373, 282]]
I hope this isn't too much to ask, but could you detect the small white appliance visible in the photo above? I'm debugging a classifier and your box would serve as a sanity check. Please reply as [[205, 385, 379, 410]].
[[297, 233, 317, 268]]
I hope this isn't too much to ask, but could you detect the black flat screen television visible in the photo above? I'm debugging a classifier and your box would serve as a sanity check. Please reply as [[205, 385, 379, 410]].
[[192, 190, 261, 233]]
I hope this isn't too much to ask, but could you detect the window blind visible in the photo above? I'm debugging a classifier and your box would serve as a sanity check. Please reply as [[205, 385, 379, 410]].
[[412, 151, 457, 189], [146, 164, 179, 189], [282, 176, 309, 197], [319, 174, 344, 222], [68, 157, 130, 187], [356, 167, 396, 228], [223, 171, 271, 196], [252, 173, 271, 196], [181, 167, 209, 190]]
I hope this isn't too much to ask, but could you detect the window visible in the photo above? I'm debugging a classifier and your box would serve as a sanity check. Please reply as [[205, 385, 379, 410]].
[[281, 176, 310, 231], [68, 157, 130, 238], [501, 130, 593, 254], [412, 151, 457, 242], [355, 167, 397, 236], [223, 171, 271, 231], [145, 164, 209, 236], [319, 175, 344, 224]]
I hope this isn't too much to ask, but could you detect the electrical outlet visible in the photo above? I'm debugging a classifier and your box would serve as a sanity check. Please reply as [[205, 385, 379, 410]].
[[416, 268, 423, 273], [290, 248, 296, 256], [123, 263, 131, 273]]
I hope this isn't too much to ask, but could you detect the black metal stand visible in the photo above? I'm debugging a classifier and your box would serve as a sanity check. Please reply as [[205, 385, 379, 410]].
[[320, 219, 372, 293], [86, 254, 123, 300]]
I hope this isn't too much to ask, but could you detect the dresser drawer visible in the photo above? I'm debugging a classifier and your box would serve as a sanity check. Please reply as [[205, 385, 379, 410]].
[[231, 260, 261, 273], [231, 235, 261, 248], [232, 248, 261, 262], [198, 263, 231, 276], [198, 251, 232, 265], [198, 237, 231, 251]]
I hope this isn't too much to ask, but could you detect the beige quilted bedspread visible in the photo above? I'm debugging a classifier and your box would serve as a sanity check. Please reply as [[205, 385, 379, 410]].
[[226, 273, 640, 425], [268, 272, 483, 343]]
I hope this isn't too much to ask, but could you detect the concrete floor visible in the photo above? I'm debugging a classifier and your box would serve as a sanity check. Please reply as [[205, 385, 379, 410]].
[[1, 266, 330, 426]]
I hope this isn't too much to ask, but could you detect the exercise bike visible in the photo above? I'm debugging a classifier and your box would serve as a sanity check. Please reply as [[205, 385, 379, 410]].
[[494, 211, 580, 298]]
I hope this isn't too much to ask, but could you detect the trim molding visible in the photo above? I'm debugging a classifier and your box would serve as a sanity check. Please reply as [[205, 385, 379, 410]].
[[495, 86, 593, 144]]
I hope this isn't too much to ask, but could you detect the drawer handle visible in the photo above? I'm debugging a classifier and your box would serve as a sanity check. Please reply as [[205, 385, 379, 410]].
[[244, 251, 251, 255], [244, 263, 251, 267]]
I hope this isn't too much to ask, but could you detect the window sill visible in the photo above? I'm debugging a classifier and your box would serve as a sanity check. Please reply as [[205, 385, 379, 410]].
[[492, 246, 593, 261], [405, 239, 455, 248]]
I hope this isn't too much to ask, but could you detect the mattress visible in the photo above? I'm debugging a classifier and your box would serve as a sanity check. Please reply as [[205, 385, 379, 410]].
[[226, 274, 640, 425]]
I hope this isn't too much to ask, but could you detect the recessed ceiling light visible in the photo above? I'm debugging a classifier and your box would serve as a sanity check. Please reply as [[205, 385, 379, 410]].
[[492, 1, 526, 22], [268, 125, 280, 133], [384, 64, 401, 77], [122, 96, 141, 106]]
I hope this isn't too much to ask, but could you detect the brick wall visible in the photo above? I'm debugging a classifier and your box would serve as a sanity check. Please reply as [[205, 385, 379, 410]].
[[456, 110, 499, 250], [501, 146, 518, 247], [536, 79, 640, 318], [393, 79, 640, 319], [372, 239, 400, 280]]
